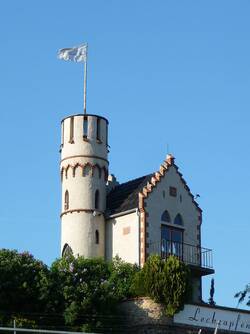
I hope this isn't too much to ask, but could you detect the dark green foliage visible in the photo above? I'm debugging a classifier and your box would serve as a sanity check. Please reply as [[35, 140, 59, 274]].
[[134, 255, 191, 316], [47, 255, 138, 331], [108, 256, 140, 300], [0, 249, 138, 331], [49, 255, 115, 326], [0, 248, 190, 331], [209, 278, 215, 306], [0, 249, 49, 313], [235, 284, 250, 307]]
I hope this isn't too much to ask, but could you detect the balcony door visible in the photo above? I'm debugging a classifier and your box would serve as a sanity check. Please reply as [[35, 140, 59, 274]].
[[161, 225, 183, 259]]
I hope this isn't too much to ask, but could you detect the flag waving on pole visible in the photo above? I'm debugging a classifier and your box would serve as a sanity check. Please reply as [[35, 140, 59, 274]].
[[58, 42, 88, 114], [58, 43, 87, 63]]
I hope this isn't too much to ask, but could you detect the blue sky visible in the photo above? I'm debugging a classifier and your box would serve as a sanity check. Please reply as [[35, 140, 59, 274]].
[[0, 0, 250, 309]]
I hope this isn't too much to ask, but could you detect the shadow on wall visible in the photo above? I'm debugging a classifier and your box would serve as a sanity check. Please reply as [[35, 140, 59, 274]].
[[105, 219, 113, 260]]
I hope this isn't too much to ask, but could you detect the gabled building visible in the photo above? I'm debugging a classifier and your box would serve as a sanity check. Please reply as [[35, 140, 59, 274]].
[[60, 113, 214, 302]]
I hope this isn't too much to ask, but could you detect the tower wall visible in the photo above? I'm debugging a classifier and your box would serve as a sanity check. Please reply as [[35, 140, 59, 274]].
[[60, 114, 109, 258]]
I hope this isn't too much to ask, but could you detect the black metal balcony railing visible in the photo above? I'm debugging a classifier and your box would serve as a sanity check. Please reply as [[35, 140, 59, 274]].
[[148, 240, 213, 269]]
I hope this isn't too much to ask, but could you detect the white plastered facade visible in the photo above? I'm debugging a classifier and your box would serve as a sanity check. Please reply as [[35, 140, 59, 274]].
[[105, 211, 139, 264], [60, 114, 108, 258], [144, 165, 200, 252]]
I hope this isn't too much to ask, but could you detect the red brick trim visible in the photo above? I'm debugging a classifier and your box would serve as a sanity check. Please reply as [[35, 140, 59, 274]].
[[60, 208, 104, 218], [138, 154, 202, 267], [61, 163, 108, 182]]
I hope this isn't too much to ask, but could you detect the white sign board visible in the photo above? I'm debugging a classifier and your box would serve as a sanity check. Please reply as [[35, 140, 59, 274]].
[[174, 304, 250, 333]]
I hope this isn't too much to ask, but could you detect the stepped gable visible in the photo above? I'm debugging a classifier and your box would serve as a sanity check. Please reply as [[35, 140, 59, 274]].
[[106, 174, 153, 215]]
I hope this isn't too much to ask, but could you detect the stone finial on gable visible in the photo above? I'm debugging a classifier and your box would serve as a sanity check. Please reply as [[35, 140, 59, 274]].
[[165, 154, 175, 166]]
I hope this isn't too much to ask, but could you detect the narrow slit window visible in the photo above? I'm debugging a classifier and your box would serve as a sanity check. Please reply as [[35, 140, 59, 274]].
[[95, 190, 100, 210], [95, 230, 99, 244], [69, 117, 74, 143], [83, 116, 88, 137], [106, 122, 108, 146], [64, 190, 69, 210], [61, 121, 64, 147], [96, 118, 101, 141]]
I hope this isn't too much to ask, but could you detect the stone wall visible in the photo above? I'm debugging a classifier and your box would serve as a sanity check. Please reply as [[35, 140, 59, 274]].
[[117, 298, 241, 334]]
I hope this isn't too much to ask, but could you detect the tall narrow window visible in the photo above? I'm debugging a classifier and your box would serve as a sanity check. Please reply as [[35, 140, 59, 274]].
[[96, 118, 101, 141], [61, 121, 64, 147], [106, 122, 108, 146], [64, 190, 69, 210], [95, 230, 99, 244], [83, 116, 88, 138], [69, 117, 74, 143], [161, 225, 183, 259], [95, 190, 100, 210]]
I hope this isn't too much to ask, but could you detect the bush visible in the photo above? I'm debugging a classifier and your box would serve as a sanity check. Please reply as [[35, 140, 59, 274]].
[[108, 256, 139, 300], [135, 255, 191, 316]]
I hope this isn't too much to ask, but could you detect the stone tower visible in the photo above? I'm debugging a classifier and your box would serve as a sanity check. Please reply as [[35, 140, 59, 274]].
[[60, 114, 109, 258]]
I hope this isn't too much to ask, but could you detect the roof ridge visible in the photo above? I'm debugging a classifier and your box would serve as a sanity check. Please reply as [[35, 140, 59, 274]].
[[114, 173, 153, 188]]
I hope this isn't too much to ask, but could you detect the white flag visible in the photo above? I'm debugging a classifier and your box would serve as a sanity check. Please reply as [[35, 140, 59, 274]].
[[58, 44, 87, 63]]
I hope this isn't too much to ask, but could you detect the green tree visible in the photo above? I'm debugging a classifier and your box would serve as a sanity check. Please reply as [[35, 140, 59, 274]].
[[134, 255, 191, 316], [0, 249, 49, 313], [108, 256, 139, 300], [49, 255, 115, 326]]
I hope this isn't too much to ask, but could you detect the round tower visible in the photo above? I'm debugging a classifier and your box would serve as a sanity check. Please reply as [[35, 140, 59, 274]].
[[60, 114, 109, 258]]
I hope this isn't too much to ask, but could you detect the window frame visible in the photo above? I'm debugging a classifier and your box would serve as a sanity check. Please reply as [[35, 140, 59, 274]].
[[161, 224, 183, 259]]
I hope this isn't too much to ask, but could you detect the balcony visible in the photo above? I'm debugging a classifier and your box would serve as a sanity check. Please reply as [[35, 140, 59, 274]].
[[148, 240, 214, 275]]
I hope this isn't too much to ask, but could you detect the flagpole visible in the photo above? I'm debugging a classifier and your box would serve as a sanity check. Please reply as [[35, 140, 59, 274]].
[[83, 45, 88, 114]]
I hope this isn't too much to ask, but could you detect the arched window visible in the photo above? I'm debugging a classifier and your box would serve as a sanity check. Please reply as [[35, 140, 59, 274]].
[[62, 243, 73, 257], [95, 230, 99, 244], [174, 213, 183, 226], [64, 190, 69, 210], [95, 190, 100, 210], [83, 164, 92, 177], [161, 210, 171, 223]]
